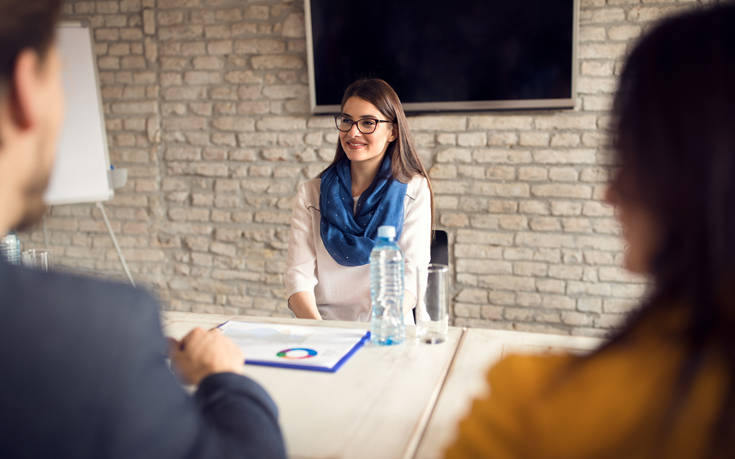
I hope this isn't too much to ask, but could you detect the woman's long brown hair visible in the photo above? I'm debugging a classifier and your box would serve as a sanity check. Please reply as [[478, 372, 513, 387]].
[[321, 78, 435, 229]]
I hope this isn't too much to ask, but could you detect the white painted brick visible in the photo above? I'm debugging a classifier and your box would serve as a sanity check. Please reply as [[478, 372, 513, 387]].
[[474, 148, 532, 164], [578, 43, 627, 60], [470, 215, 499, 229], [580, 7, 625, 23], [454, 303, 482, 319], [251, 55, 303, 70], [473, 182, 530, 198], [478, 275, 535, 291], [468, 115, 533, 130], [487, 132, 519, 146], [537, 279, 566, 294], [577, 297, 603, 313], [513, 262, 548, 277], [598, 266, 641, 283], [603, 298, 638, 314], [595, 314, 626, 329], [409, 116, 466, 131], [519, 132, 549, 146], [549, 167, 579, 181], [440, 213, 469, 227], [457, 259, 513, 275], [436, 148, 471, 163], [533, 149, 596, 164], [481, 305, 504, 320], [561, 311, 595, 326], [543, 295, 576, 310], [518, 167, 548, 181], [436, 133, 456, 145], [581, 61, 615, 77], [516, 232, 575, 249], [577, 77, 618, 95], [456, 230, 514, 246], [550, 133, 581, 147], [563, 218, 593, 233], [457, 165, 485, 179], [454, 244, 503, 259], [455, 288, 489, 304], [498, 215, 528, 230], [551, 201, 582, 216], [488, 200, 518, 213], [532, 184, 592, 199], [457, 132, 486, 147], [608, 24, 642, 41], [485, 166, 516, 180], [518, 200, 549, 215], [435, 196, 458, 209], [582, 95, 612, 112], [579, 26, 606, 41], [530, 217, 561, 231]]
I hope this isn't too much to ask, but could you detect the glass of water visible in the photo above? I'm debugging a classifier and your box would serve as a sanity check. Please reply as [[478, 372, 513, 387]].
[[22, 249, 49, 271], [416, 263, 449, 344]]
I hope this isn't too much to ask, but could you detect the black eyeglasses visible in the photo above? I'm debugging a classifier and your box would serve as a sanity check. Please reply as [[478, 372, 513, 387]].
[[334, 114, 393, 134]]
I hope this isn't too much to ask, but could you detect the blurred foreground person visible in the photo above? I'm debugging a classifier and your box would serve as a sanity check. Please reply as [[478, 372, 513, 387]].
[[0, 2, 285, 457], [446, 4, 735, 458]]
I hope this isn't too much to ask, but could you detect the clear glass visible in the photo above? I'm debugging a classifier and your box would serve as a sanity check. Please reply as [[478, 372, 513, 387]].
[[22, 249, 49, 271], [416, 263, 449, 344]]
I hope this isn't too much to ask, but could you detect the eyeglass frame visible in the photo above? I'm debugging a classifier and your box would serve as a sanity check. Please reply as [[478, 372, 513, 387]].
[[334, 114, 394, 134]]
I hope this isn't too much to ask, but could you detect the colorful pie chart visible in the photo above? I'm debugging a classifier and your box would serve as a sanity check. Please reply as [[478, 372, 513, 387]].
[[276, 347, 318, 359]]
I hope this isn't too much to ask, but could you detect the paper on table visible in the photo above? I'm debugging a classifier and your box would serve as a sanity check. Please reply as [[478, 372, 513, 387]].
[[219, 321, 370, 373]]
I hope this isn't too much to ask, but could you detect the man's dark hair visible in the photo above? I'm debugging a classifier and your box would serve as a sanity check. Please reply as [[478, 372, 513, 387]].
[[0, 0, 63, 90]]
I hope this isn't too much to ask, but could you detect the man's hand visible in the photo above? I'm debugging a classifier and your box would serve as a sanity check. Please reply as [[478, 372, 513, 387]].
[[168, 327, 245, 385]]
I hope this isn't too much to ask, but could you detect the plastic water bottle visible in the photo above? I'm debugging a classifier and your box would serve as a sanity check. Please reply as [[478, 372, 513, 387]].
[[369, 225, 405, 345], [0, 231, 21, 265]]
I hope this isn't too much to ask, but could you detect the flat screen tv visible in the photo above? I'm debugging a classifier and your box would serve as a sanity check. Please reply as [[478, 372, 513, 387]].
[[305, 0, 577, 113]]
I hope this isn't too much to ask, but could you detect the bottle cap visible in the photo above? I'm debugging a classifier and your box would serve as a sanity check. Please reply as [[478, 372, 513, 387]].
[[377, 225, 396, 239]]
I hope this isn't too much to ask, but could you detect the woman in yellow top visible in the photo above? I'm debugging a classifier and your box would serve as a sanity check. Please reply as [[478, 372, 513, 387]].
[[446, 4, 735, 458]]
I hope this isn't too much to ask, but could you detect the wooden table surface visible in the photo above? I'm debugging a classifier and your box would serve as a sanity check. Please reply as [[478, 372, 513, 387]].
[[413, 327, 602, 458], [162, 312, 463, 459]]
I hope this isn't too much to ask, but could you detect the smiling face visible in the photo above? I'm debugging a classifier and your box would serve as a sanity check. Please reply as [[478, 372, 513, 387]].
[[338, 96, 396, 169]]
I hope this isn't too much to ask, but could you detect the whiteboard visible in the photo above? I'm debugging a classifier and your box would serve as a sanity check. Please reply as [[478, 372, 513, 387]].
[[44, 24, 113, 205]]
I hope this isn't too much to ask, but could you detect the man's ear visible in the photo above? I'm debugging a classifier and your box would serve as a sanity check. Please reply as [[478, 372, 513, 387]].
[[10, 49, 42, 131]]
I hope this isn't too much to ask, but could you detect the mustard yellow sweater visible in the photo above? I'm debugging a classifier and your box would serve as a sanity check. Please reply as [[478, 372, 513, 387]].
[[445, 311, 729, 458]]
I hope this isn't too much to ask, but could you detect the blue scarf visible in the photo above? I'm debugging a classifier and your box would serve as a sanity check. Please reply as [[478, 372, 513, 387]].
[[319, 155, 407, 266]]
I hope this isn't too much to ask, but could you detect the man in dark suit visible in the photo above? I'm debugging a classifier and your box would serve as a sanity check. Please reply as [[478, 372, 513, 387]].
[[0, 1, 286, 458]]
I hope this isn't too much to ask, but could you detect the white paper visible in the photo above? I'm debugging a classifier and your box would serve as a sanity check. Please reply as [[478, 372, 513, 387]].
[[220, 321, 369, 370]]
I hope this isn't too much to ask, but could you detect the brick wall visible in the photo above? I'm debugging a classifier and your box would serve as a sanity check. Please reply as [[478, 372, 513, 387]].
[[22, 0, 714, 335]]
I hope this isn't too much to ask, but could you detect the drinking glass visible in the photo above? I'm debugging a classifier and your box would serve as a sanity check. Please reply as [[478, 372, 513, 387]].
[[416, 263, 449, 344], [22, 249, 49, 271]]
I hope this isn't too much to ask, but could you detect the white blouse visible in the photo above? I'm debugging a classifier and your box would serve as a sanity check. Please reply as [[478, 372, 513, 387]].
[[285, 175, 432, 322]]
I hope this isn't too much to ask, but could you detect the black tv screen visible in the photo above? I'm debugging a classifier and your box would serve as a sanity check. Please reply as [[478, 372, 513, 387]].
[[305, 0, 577, 113]]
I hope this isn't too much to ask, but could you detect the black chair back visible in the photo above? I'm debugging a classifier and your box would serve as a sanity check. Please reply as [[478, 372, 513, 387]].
[[430, 229, 448, 266]]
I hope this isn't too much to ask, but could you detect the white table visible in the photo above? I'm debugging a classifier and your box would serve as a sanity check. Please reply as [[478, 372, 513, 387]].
[[413, 328, 602, 458], [163, 312, 463, 459]]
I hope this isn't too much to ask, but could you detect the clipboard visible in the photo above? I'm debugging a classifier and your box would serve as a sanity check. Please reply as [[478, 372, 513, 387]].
[[219, 321, 370, 373]]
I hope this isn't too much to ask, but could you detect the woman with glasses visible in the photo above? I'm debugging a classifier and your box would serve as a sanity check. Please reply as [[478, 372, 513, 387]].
[[446, 4, 735, 458], [285, 78, 433, 322]]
